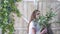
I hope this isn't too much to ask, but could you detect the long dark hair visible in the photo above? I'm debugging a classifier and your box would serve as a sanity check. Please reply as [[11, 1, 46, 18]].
[[27, 10, 40, 33], [29, 10, 40, 23]]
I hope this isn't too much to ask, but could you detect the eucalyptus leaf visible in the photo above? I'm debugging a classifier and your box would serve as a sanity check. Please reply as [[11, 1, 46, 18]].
[[39, 9, 56, 28]]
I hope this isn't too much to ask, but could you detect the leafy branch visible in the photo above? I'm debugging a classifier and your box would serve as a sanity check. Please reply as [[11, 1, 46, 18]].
[[39, 8, 56, 28]]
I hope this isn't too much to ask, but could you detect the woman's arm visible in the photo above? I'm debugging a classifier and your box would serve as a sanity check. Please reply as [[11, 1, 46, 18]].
[[32, 28, 36, 34]]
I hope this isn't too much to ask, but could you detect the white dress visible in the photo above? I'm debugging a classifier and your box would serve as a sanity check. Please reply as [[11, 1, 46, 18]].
[[29, 21, 40, 34]]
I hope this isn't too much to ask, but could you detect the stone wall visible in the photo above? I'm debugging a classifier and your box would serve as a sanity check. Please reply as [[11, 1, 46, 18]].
[[14, 0, 60, 34]]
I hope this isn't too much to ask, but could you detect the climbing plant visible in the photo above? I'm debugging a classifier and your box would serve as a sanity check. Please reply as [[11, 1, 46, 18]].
[[0, 0, 21, 34]]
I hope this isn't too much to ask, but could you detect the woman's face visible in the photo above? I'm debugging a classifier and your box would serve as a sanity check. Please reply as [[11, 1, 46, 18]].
[[36, 11, 40, 19]]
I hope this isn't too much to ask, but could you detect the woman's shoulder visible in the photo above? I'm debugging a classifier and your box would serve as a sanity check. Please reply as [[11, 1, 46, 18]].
[[30, 21, 35, 25], [30, 21, 34, 24], [31, 21, 37, 26]]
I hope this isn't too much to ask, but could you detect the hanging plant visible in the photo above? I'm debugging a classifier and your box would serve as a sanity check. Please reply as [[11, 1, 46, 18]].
[[0, 0, 21, 34]]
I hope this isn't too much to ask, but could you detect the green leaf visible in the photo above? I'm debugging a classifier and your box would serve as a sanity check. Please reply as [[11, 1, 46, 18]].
[[0, 0, 21, 34]]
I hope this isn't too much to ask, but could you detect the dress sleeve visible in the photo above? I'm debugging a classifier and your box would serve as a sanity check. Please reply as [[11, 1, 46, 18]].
[[31, 21, 36, 29]]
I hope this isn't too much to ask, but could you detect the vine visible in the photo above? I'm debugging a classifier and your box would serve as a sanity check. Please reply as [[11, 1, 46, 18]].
[[0, 0, 21, 34]]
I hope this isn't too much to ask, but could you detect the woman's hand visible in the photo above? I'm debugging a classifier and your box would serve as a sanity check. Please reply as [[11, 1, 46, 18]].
[[40, 28, 47, 34]]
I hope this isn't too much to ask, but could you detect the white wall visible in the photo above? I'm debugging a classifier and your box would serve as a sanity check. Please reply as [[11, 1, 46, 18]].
[[14, 0, 60, 34]]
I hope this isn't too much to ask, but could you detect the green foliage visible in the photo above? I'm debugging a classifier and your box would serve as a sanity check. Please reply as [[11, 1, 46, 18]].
[[39, 9, 56, 28], [0, 0, 21, 34]]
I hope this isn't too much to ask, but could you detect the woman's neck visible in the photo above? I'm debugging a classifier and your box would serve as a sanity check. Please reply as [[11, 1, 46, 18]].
[[33, 18, 39, 22]]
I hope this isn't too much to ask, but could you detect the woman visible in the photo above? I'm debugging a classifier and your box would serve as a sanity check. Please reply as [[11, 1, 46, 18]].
[[27, 10, 47, 34]]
